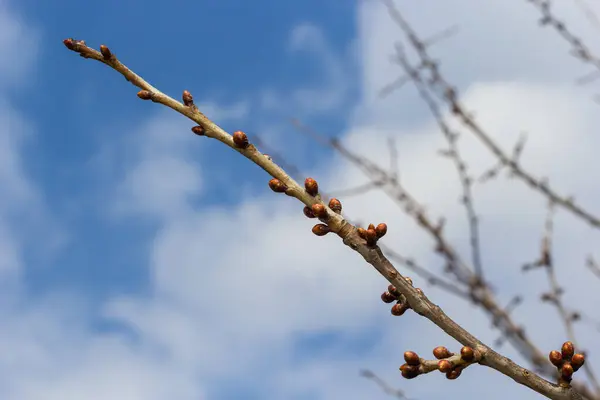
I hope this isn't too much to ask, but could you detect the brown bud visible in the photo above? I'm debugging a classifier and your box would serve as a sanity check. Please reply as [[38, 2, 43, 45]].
[[365, 228, 377, 245], [561, 342, 575, 360], [368, 223, 375, 230], [182, 90, 194, 106], [232, 131, 249, 148], [357, 227, 367, 239], [549, 350, 562, 367], [311, 204, 327, 219], [381, 291, 396, 303], [460, 346, 475, 362], [561, 363, 574, 379], [571, 353, 585, 371], [137, 90, 152, 100], [191, 126, 205, 136], [399, 364, 420, 379], [328, 198, 342, 213], [415, 288, 424, 296], [312, 224, 330, 236], [375, 223, 388, 238], [404, 351, 420, 366], [303, 206, 316, 218], [433, 346, 452, 360], [268, 178, 287, 193], [305, 178, 319, 196], [391, 303, 408, 316], [438, 360, 453, 373], [387, 285, 399, 297], [446, 368, 462, 380], [99, 44, 112, 59], [63, 38, 75, 50], [404, 276, 413, 286]]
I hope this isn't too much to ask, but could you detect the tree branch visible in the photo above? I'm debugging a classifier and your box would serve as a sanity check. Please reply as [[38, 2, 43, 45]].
[[63, 38, 585, 400]]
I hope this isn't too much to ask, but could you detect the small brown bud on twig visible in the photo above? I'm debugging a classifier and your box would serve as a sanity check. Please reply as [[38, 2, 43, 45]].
[[549, 350, 562, 367], [305, 178, 319, 196], [365, 227, 377, 245], [404, 276, 413, 286], [561, 363, 574, 379], [438, 360, 453, 373], [571, 354, 585, 371], [303, 206, 316, 218], [561, 341, 575, 360], [312, 224, 330, 236], [99, 44, 112, 60], [381, 291, 396, 303], [433, 346, 452, 359], [311, 204, 327, 219], [191, 126, 205, 136], [400, 364, 420, 379], [357, 227, 367, 239], [460, 346, 475, 362], [446, 368, 462, 380], [182, 90, 194, 106], [63, 38, 75, 50], [328, 198, 342, 213], [375, 223, 387, 238], [387, 284, 399, 297], [391, 303, 408, 316], [137, 90, 152, 100], [404, 351, 420, 366], [232, 131, 249, 148], [268, 178, 287, 193]]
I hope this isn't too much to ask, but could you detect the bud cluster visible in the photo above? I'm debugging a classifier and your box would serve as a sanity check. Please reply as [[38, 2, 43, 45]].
[[548, 341, 585, 387], [357, 223, 387, 247], [380, 277, 419, 316], [399, 345, 478, 380]]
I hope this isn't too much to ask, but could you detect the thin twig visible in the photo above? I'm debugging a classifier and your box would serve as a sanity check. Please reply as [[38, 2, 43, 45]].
[[527, 0, 600, 86], [64, 38, 584, 400], [382, 0, 600, 229], [360, 369, 412, 399], [523, 202, 600, 393]]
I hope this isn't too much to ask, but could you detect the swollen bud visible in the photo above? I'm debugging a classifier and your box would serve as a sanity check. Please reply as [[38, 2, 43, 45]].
[[99, 44, 112, 59], [191, 126, 205, 136], [182, 90, 194, 106], [232, 131, 249, 148], [305, 178, 319, 196], [137, 90, 152, 100], [312, 224, 330, 236], [268, 178, 287, 193], [328, 198, 342, 213]]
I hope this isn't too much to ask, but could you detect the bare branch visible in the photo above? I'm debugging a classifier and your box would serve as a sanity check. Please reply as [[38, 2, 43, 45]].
[[523, 202, 600, 392], [64, 38, 585, 400], [382, 0, 600, 229], [526, 0, 600, 86]]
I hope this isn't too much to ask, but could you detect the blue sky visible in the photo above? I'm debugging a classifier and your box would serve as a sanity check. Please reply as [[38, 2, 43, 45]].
[[18, 0, 358, 299], [2, 0, 600, 399]]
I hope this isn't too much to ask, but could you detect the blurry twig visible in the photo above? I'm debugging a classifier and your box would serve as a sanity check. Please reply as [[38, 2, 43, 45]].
[[586, 256, 600, 281], [290, 118, 567, 382], [360, 369, 413, 399], [527, 0, 600, 86], [382, 0, 600, 230], [523, 202, 600, 393]]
